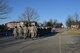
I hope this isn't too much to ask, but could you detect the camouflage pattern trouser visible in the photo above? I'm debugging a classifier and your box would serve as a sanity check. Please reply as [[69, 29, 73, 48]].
[[13, 33, 18, 39], [30, 32, 35, 39], [30, 31, 37, 39], [23, 33, 28, 39], [18, 32, 22, 38]]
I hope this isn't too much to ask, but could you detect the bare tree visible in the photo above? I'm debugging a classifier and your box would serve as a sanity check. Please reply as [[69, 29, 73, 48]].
[[66, 13, 80, 28], [53, 19, 57, 27], [0, 0, 11, 19], [43, 19, 63, 28], [19, 7, 39, 26], [66, 16, 73, 28], [73, 12, 80, 22]]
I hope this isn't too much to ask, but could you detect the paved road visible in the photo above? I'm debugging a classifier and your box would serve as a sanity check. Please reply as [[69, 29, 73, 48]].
[[0, 34, 80, 53], [61, 35, 80, 53]]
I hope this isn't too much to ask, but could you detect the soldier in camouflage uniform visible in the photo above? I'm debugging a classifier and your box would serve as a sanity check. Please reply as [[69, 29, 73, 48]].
[[28, 25, 37, 39], [13, 26, 18, 39], [23, 25, 28, 39], [33, 25, 37, 38], [17, 26, 23, 39]]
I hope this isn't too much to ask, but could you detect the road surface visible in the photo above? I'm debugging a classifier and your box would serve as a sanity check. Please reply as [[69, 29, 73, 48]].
[[0, 33, 80, 53]]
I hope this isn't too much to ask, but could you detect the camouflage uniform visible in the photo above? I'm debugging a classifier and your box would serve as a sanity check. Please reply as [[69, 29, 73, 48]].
[[18, 26, 22, 38], [13, 27, 18, 39], [29, 26, 37, 39], [23, 26, 28, 39], [33, 26, 37, 38], [28, 26, 34, 39]]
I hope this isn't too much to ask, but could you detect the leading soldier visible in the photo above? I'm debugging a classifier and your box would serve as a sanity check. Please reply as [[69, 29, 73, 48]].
[[28, 25, 37, 39], [33, 25, 37, 38]]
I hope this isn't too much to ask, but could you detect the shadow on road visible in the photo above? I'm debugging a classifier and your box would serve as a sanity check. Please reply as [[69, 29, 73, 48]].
[[0, 28, 59, 39]]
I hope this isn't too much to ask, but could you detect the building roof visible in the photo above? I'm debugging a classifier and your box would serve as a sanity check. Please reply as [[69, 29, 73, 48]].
[[5, 21, 37, 24]]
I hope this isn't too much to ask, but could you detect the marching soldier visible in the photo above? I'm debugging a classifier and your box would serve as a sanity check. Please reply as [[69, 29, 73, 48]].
[[23, 25, 28, 39], [28, 25, 31, 37], [13, 26, 18, 39], [28, 25, 34, 39], [29, 25, 37, 39], [17, 26, 23, 39], [33, 25, 37, 38]]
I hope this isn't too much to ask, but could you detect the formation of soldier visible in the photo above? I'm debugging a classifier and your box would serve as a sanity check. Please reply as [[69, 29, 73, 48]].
[[13, 25, 37, 39], [13, 24, 56, 40]]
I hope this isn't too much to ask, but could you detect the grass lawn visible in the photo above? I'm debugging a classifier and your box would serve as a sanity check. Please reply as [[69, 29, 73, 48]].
[[62, 29, 80, 35]]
